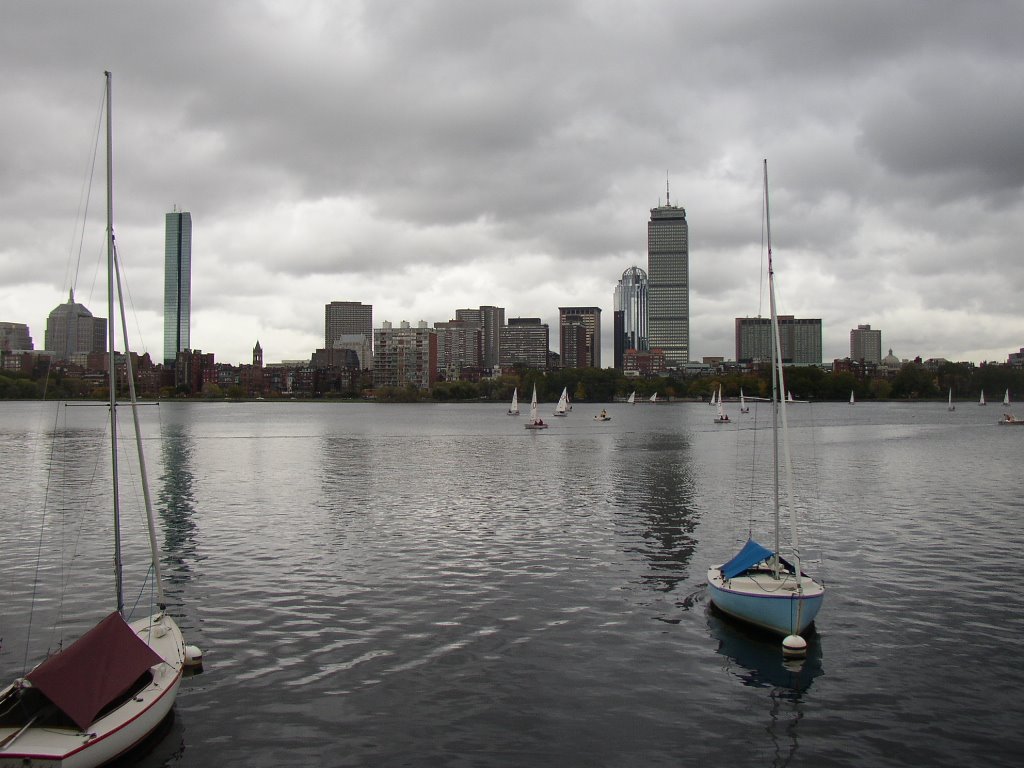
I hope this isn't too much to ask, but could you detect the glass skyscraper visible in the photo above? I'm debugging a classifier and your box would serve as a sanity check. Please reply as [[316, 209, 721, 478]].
[[614, 266, 648, 353], [647, 199, 688, 367], [163, 209, 192, 366]]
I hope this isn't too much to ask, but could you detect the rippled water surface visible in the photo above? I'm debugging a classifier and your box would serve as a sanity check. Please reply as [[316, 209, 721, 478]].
[[1, 400, 1021, 767]]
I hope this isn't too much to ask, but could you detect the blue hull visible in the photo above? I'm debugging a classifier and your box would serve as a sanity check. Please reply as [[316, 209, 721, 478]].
[[707, 570, 824, 637]]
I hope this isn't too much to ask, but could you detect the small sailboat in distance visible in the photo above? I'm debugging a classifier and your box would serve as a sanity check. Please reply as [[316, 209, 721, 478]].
[[525, 385, 548, 429], [1004, 389, 1011, 407], [740, 388, 750, 414], [649, 392, 658, 403], [553, 387, 570, 416], [849, 390, 855, 405], [980, 390, 987, 406], [507, 387, 519, 416], [948, 388, 955, 412], [627, 391, 636, 405]]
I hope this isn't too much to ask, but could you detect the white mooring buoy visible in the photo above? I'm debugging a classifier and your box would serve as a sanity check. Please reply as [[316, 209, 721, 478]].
[[184, 644, 204, 667], [782, 634, 807, 658]]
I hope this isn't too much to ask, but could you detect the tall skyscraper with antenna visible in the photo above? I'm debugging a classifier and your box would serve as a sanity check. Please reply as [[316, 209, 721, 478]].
[[646, 178, 689, 367], [164, 207, 192, 366]]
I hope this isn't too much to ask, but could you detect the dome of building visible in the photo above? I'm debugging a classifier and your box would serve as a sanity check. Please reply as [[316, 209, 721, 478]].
[[882, 348, 900, 367]]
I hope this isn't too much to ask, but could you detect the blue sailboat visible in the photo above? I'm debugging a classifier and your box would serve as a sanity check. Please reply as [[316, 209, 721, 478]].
[[707, 161, 825, 654]]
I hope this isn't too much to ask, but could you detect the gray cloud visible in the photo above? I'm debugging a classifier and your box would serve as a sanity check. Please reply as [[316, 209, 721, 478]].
[[2, 1, 1022, 366]]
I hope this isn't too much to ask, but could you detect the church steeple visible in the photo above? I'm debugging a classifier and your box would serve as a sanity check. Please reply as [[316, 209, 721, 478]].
[[253, 340, 263, 368]]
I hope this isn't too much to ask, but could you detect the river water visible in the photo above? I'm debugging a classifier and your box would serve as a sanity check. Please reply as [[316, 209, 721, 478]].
[[0, 399, 1021, 767]]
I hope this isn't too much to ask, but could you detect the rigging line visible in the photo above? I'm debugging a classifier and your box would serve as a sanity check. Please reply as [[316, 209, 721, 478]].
[[22, 401, 65, 674], [64, 81, 106, 298], [112, 242, 152, 360]]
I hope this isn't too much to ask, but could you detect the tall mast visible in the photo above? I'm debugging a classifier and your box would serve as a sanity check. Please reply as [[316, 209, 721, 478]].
[[764, 159, 803, 618], [105, 71, 124, 616]]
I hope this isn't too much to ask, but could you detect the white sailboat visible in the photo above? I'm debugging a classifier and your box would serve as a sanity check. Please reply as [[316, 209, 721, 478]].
[[507, 387, 519, 416], [1003, 389, 1011, 407], [740, 388, 750, 414], [980, 390, 987, 406], [709, 388, 718, 406], [524, 385, 548, 429], [948, 388, 955, 412], [553, 387, 570, 416], [649, 392, 658, 403], [627, 391, 636, 405], [0, 72, 195, 767], [714, 386, 730, 424], [849, 390, 855, 405], [707, 160, 825, 655]]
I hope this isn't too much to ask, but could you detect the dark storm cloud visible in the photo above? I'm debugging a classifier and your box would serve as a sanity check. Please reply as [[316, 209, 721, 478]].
[[1, 1, 1022, 364]]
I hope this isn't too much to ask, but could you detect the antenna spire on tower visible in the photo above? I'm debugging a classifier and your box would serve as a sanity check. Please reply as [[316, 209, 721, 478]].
[[666, 171, 671, 206]]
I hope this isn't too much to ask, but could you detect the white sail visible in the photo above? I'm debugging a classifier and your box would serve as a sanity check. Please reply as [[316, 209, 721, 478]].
[[553, 387, 570, 416], [508, 387, 519, 415], [627, 391, 635, 405]]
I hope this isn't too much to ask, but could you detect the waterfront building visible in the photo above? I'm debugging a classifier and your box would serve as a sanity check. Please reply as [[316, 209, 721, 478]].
[[456, 306, 504, 369], [373, 320, 438, 390], [499, 318, 549, 370], [0, 322, 33, 352], [164, 208, 192, 366], [326, 301, 373, 367], [647, 192, 689, 367], [613, 266, 648, 369], [44, 290, 106, 361], [735, 316, 822, 365], [434, 319, 483, 379], [623, 348, 667, 378], [850, 324, 882, 364], [558, 306, 601, 368]]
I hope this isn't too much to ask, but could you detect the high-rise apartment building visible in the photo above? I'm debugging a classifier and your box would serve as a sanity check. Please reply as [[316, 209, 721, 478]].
[[735, 316, 822, 365], [455, 305, 504, 369], [647, 194, 689, 367], [499, 318, 549, 370], [373, 320, 437, 390], [163, 209, 192, 366], [850, 324, 882, 364], [434, 319, 483, 378], [558, 307, 601, 368], [613, 266, 648, 368], [0, 322, 33, 352], [44, 290, 106, 361], [325, 301, 373, 368]]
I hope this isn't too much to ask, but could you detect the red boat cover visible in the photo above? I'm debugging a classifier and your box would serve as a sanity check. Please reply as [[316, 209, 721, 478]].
[[25, 611, 164, 730]]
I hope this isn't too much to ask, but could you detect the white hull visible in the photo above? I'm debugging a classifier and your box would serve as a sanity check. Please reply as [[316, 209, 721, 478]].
[[707, 567, 824, 637], [0, 613, 184, 768]]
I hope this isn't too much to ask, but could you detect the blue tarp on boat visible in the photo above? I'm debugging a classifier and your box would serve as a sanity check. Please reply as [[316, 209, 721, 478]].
[[720, 538, 775, 579]]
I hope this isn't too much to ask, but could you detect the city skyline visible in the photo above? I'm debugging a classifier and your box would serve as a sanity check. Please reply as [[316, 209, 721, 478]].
[[1, 3, 1022, 368]]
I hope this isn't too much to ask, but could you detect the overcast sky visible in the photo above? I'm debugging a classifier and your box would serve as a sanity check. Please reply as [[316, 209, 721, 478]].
[[2, 1, 1022, 367]]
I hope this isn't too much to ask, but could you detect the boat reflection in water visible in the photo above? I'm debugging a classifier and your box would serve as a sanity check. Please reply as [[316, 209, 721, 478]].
[[709, 608, 824, 766]]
